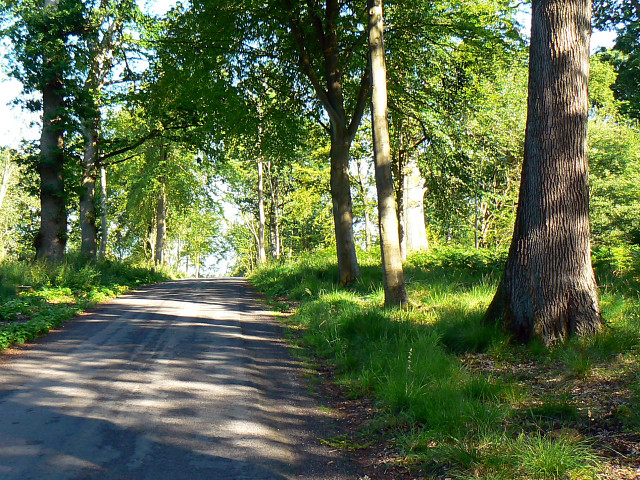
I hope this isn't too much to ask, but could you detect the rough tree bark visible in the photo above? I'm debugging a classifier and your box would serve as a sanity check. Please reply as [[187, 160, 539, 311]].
[[37, 0, 67, 261], [368, 0, 408, 307], [285, 0, 369, 285], [485, 0, 601, 343]]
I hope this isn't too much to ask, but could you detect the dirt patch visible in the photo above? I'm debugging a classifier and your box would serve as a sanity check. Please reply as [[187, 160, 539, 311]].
[[461, 352, 640, 480]]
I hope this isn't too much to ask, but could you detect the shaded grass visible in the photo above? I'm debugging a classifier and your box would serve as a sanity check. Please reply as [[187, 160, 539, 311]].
[[0, 258, 174, 351], [251, 246, 640, 479]]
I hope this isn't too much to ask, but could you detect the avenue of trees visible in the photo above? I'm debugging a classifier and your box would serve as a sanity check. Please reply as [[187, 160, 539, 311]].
[[1, 0, 639, 343]]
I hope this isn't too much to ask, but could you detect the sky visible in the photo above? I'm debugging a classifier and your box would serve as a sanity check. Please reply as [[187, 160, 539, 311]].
[[0, 6, 620, 150]]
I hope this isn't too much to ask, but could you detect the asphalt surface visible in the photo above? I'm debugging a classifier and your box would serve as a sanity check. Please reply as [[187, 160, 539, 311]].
[[0, 278, 357, 480]]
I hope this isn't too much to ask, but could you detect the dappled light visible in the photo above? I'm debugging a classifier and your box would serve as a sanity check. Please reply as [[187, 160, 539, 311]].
[[0, 279, 350, 479]]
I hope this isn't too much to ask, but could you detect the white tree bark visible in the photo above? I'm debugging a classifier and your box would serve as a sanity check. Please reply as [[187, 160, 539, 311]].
[[402, 155, 428, 256]]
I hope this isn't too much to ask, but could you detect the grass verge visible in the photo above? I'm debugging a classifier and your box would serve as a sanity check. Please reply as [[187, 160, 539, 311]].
[[251, 246, 640, 479], [0, 258, 174, 352]]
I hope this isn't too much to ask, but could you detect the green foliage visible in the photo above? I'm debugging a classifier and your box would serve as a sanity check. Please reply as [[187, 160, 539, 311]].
[[0, 258, 172, 352], [0, 147, 39, 260], [593, 1, 640, 120], [415, 52, 527, 247], [252, 247, 640, 478], [589, 119, 640, 246]]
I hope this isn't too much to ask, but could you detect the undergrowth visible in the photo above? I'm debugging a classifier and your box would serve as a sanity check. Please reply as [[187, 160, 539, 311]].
[[251, 246, 640, 479], [0, 257, 174, 352]]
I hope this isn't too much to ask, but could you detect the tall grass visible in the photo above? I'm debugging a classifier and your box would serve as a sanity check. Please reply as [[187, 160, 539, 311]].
[[251, 246, 640, 479], [0, 258, 174, 351]]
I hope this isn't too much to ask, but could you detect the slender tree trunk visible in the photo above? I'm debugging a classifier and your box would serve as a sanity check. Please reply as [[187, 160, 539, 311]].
[[354, 156, 372, 251], [257, 158, 267, 266], [474, 195, 479, 249], [80, 120, 98, 261], [274, 208, 281, 259], [99, 165, 108, 258], [0, 156, 14, 213], [146, 222, 155, 262], [395, 146, 406, 261], [269, 173, 281, 259], [485, 0, 601, 344], [368, 0, 408, 307], [364, 209, 372, 250], [155, 177, 167, 265]]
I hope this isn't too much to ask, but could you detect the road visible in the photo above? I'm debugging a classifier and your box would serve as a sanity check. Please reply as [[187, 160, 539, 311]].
[[0, 278, 356, 480]]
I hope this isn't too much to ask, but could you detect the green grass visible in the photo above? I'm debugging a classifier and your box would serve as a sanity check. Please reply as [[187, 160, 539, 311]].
[[250, 246, 640, 479], [0, 257, 174, 352]]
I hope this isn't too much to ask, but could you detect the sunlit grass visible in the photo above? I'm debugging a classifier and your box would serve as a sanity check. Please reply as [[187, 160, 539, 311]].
[[250, 245, 640, 479], [0, 258, 174, 351]]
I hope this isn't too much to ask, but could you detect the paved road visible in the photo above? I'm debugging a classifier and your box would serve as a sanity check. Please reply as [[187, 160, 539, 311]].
[[0, 278, 356, 480]]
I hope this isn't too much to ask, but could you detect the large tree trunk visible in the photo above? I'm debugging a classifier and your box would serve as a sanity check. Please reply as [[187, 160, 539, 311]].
[[36, 0, 68, 261], [257, 158, 267, 266], [485, 0, 601, 344], [80, 120, 98, 261], [155, 177, 167, 265], [368, 0, 408, 307], [37, 68, 67, 261], [99, 165, 108, 258], [330, 133, 360, 284]]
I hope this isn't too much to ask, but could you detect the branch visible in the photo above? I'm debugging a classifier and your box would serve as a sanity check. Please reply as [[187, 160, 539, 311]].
[[306, 0, 326, 47], [99, 128, 161, 162], [318, 117, 330, 133], [283, 0, 342, 126], [99, 122, 201, 164], [346, 55, 370, 142], [101, 148, 149, 168]]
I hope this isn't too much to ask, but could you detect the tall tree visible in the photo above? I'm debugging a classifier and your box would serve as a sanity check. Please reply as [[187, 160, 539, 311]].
[[77, 0, 140, 261], [34, 0, 82, 260], [282, 0, 369, 285], [368, 0, 408, 306], [485, 0, 601, 343]]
